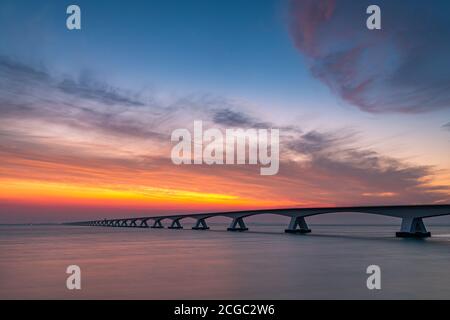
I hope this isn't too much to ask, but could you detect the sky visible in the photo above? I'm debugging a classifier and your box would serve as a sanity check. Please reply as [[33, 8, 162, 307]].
[[0, 0, 449, 223]]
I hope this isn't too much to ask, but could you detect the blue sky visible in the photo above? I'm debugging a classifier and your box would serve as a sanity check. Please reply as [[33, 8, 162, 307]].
[[0, 0, 330, 109], [3, 0, 448, 123]]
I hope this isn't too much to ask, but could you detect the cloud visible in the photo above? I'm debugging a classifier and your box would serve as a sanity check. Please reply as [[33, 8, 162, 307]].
[[58, 78, 145, 107], [0, 56, 144, 107], [288, 0, 450, 113], [212, 108, 272, 128], [2, 124, 447, 208], [281, 130, 449, 204], [0, 56, 292, 161], [0, 56, 288, 141], [443, 122, 450, 131], [0, 56, 181, 141], [286, 130, 355, 154], [213, 108, 255, 127]]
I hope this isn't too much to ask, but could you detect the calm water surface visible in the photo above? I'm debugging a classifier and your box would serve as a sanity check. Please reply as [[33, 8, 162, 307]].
[[1, 224, 449, 299]]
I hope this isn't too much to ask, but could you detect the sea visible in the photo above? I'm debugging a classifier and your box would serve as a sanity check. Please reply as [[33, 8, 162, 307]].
[[1, 222, 449, 299]]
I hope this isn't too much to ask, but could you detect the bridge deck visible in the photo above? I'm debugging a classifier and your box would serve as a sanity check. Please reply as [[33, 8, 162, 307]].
[[65, 204, 450, 238]]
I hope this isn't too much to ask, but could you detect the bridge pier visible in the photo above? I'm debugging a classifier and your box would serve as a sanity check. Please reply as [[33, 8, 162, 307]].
[[227, 217, 248, 232], [192, 218, 209, 230], [168, 219, 183, 229], [140, 219, 150, 228], [285, 216, 311, 234], [130, 219, 138, 227], [151, 220, 164, 229], [396, 217, 431, 238]]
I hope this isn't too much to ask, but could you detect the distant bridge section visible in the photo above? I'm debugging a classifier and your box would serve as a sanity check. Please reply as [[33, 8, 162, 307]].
[[65, 205, 450, 238]]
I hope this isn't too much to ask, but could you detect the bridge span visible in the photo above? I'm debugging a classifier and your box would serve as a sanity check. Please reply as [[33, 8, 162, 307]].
[[66, 205, 450, 238]]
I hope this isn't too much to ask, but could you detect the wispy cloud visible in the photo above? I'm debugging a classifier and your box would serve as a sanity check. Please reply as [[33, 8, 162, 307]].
[[57, 77, 145, 107], [0, 56, 177, 142], [212, 108, 272, 128], [288, 0, 450, 113], [443, 122, 450, 131], [281, 129, 449, 204]]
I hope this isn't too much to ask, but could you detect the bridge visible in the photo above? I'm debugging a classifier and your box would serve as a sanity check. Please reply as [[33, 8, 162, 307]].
[[65, 204, 450, 238]]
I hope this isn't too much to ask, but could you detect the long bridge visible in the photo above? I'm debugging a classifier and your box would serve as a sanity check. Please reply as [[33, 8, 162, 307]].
[[65, 204, 450, 238]]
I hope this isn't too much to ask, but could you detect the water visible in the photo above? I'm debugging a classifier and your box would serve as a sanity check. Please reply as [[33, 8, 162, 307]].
[[1, 224, 449, 299]]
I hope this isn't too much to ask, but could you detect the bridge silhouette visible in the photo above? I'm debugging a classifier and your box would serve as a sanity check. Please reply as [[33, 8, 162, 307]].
[[66, 204, 450, 238]]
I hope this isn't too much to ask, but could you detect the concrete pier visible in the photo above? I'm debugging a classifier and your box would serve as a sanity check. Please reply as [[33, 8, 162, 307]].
[[168, 219, 183, 229], [285, 216, 311, 234], [396, 217, 431, 238], [227, 217, 248, 232], [151, 220, 164, 229], [192, 219, 209, 230]]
